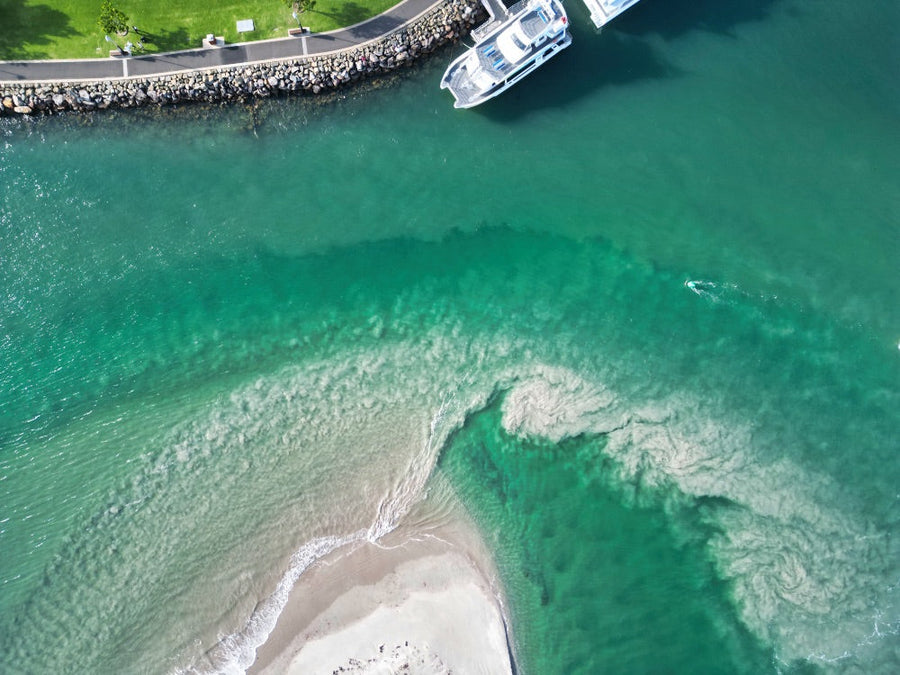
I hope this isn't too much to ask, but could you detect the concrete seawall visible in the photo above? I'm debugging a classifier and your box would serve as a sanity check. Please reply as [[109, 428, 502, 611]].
[[0, 0, 487, 116]]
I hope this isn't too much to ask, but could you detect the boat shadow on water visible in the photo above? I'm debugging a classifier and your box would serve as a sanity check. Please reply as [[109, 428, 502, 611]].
[[613, 0, 784, 40], [477, 0, 785, 119], [478, 26, 676, 120]]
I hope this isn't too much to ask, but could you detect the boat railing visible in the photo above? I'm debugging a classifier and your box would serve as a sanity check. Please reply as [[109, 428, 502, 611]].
[[506, 0, 533, 16], [509, 0, 564, 26], [580, 0, 642, 29], [472, 19, 505, 42], [472, 0, 513, 42], [472, 0, 554, 42]]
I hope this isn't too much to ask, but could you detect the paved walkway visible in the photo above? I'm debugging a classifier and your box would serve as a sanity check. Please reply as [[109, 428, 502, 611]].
[[0, 0, 444, 83]]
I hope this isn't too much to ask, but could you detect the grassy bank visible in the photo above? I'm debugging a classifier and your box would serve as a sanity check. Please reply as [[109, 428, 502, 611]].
[[0, 0, 400, 60]]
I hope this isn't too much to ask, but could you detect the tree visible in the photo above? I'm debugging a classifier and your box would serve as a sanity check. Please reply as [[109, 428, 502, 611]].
[[98, 1, 130, 37], [286, 0, 317, 31]]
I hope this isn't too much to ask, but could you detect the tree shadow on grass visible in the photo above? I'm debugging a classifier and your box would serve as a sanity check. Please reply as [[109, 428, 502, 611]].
[[312, 2, 373, 29], [141, 27, 192, 54], [0, 0, 80, 59]]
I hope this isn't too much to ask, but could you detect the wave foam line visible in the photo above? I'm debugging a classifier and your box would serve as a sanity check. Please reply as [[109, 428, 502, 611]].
[[184, 397, 464, 675], [499, 364, 898, 670], [368, 396, 452, 542], [197, 531, 365, 675]]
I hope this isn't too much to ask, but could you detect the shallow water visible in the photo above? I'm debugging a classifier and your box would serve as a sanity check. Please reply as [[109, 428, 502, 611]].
[[1, 0, 898, 672]]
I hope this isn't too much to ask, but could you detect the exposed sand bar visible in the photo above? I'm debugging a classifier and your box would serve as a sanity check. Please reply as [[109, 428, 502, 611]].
[[250, 508, 515, 675]]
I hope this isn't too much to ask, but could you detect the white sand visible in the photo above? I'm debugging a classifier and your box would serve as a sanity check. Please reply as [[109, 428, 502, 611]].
[[250, 513, 514, 675]]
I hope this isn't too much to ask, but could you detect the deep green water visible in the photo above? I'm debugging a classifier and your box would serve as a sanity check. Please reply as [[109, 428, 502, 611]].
[[1, 0, 898, 673]]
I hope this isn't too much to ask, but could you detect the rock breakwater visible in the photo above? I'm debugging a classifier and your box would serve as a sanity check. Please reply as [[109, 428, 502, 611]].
[[0, 0, 486, 116]]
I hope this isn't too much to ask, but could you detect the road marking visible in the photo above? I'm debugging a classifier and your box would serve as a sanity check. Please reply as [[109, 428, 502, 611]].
[[302, 37, 308, 56], [123, 59, 129, 77]]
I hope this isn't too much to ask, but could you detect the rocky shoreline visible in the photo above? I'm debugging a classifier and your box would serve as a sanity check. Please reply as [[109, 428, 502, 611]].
[[0, 0, 486, 117]]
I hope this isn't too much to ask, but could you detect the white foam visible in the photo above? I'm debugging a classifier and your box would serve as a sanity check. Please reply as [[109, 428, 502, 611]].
[[501, 365, 621, 443], [197, 532, 365, 675], [174, 352, 501, 675], [500, 364, 897, 668], [159, 346, 893, 673]]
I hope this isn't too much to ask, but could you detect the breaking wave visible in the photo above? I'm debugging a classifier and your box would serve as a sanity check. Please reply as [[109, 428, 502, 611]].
[[188, 394, 468, 674], [196, 357, 899, 674], [199, 358, 899, 673], [4, 322, 894, 674], [500, 365, 899, 671]]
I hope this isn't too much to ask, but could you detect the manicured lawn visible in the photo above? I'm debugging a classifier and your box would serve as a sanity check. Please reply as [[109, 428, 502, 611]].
[[0, 0, 400, 60]]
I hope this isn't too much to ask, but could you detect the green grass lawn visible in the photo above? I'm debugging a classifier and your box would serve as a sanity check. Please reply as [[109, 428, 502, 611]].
[[0, 0, 400, 60]]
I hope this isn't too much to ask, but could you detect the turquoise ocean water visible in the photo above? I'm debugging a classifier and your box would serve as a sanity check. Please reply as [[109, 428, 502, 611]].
[[1, 0, 898, 672]]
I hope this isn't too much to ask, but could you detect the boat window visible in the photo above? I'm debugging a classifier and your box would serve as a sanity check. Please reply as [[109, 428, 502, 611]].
[[511, 33, 528, 51]]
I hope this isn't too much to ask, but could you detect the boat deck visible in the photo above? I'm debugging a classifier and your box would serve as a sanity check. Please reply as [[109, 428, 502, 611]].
[[472, 0, 510, 41], [481, 0, 510, 20], [473, 0, 643, 40], [444, 0, 642, 108], [445, 68, 481, 107], [470, 2, 557, 76], [579, 0, 642, 28]]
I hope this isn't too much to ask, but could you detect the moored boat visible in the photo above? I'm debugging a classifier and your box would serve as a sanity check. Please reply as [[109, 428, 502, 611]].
[[581, 0, 643, 29], [440, 0, 572, 109]]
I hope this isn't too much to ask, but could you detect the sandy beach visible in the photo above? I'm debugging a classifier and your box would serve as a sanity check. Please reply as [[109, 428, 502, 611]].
[[249, 502, 515, 675]]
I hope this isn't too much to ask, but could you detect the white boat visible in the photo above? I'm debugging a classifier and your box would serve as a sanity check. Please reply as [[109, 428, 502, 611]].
[[580, 0, 642, 29], [440, 0, 572, 109]]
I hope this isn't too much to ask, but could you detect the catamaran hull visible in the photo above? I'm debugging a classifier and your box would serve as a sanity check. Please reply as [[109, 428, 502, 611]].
[[441, 33, 572, 109]]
